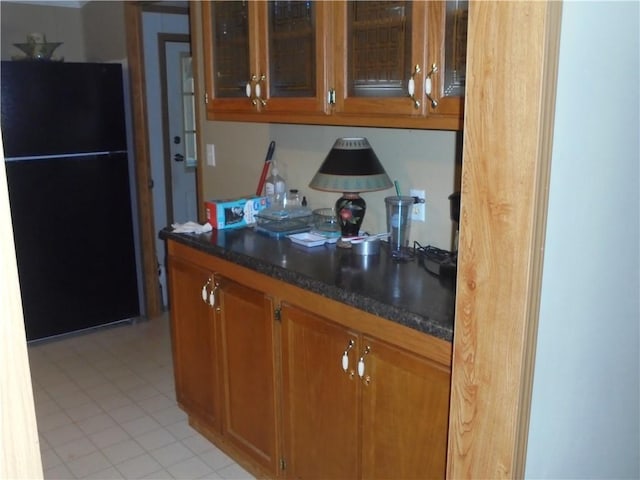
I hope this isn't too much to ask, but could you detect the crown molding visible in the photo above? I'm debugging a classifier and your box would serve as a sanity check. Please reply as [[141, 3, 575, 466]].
[[2, 0, 89, 8]]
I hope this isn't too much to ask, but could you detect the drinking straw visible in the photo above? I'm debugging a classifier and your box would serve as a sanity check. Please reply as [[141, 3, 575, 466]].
[[394, 180, 401, 196]]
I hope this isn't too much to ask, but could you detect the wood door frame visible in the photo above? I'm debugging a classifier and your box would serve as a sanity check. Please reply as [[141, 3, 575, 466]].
[[447, 1, 562, 477], [124, 3, 192, 319]]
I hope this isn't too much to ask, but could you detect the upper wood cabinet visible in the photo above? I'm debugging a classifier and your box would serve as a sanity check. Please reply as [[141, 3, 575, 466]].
[[201, 0, 467, 130], [201, 1, 467, 130], [201, 1, 329, 116]]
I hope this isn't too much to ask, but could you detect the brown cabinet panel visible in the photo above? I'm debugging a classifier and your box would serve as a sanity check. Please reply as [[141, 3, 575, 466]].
[[218, 278, 279, 475], [167, 255, 221, 433], [360, 336, 451, 479], [281, 303, 360, 479]]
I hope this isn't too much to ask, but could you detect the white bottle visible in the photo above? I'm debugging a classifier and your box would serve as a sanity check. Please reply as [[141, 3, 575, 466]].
[[265, 163, 286, 209]]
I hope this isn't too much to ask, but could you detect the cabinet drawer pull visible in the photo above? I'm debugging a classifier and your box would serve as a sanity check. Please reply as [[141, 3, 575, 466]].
[[407, 64, 421, 109], [424, 63, 439, 108], [210, 280, 221, 310], [357, 345, 371, 378], [256, 74, 267, 107], [201, 278, 212, 304], [246, 74, 267, 108], [341, 339, 355, 373]]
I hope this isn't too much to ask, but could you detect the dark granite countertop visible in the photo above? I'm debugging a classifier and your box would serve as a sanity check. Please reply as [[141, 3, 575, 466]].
[[160, 227, 455, 342]]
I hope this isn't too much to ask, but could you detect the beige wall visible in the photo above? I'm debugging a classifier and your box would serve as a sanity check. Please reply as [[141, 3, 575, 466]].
[[200, 121, 460, 249], [1, 1, 85, 61], [82, 1, 126, 62], [0, 0, 126, 63], [193, 2, 461, 249]]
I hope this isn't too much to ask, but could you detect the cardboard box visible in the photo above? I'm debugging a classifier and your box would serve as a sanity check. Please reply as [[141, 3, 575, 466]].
[[205, 196, 268, 230]]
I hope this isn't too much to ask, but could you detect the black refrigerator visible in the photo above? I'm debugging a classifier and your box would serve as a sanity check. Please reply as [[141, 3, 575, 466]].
[[1, 61, 140, 341]]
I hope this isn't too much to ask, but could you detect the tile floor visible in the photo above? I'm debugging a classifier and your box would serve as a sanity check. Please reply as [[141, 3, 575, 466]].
[[28, 313, 255, 479]]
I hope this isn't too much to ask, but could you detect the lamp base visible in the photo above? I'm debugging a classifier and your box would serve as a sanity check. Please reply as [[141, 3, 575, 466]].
[[336, 193, 366, 237]]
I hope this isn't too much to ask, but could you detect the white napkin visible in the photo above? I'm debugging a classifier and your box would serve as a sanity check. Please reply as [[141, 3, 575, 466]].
[[171, 221, 213, 234]]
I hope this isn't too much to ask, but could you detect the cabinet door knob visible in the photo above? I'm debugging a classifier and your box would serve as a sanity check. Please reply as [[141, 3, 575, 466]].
[[256, 74, 267, 107], [341, 339, 355, 373], [357, 345, 371, 378], [201, 278, 212, 304], [408, 64, 421, 109], [424, 63, 439, 108]]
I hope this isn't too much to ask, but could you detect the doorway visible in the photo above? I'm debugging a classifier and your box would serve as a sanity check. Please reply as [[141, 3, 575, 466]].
[[159, 36, 197, 226], [156, 33, 195, 307], [125, 3, 193, 315]]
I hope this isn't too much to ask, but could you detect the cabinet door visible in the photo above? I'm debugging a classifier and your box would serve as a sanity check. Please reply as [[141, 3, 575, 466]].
[[257, 0, 329, 114], [281, 303, 359, 479], [167, 256, 221, 433], [360, 335, 451, 479], [202, 1, 259, 113], [218, 277, 279, 475], [425, 0, 468, 118], [333, 0, 428, 117], [202, 1, 328, 117]]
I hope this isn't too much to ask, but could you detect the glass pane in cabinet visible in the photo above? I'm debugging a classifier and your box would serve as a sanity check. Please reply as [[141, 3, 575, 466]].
[[347, 1, 412, 97], [268, 1, 316, 98], [211, 1, 250, 98], [443, 0, 468, 97]]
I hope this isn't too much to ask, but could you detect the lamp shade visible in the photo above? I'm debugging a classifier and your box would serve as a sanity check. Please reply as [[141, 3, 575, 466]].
[[309, 137, 393, 193]]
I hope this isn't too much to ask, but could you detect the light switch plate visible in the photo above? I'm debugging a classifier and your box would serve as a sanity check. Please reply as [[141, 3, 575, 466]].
[[206, 144, 215, 166], [410, 189, 426, 222]]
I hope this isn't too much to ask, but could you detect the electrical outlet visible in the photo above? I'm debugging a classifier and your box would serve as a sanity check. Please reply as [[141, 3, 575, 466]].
[[206, 144, 215, 166], [409, 189, 426, 222]]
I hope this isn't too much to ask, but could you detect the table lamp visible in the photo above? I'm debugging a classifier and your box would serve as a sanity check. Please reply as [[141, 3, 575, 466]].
[[309, 137, 393, 237]]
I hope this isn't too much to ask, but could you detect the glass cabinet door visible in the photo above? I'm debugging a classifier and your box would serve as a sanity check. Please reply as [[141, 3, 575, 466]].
[[426, 0, 468, 117], [260, 0, 328, 114], [334, 1, 428, 117], [202, 1, 257, 113], [202, 1, 327, 116], [268, 1, 315, 98]]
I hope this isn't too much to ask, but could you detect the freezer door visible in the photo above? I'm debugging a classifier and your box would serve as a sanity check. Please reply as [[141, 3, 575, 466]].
[[1, 61, 127, 157]]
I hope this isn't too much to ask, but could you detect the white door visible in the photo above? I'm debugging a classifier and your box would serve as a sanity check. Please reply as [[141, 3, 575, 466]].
[[143, 11, 190, 309], [165, 42, 197, 224]]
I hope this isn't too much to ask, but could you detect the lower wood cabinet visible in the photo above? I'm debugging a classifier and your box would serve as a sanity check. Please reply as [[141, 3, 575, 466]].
[[281, 303, 450, 480], [167, 254, 222, 434], [217, 278, 279, 475], [167, 246, 280, 478], [167, 239, 451, 479], [280, 304, 360, 479]]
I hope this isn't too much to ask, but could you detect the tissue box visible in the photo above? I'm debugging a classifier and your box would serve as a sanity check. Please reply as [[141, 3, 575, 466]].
[[205, 196, 268, 230]]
